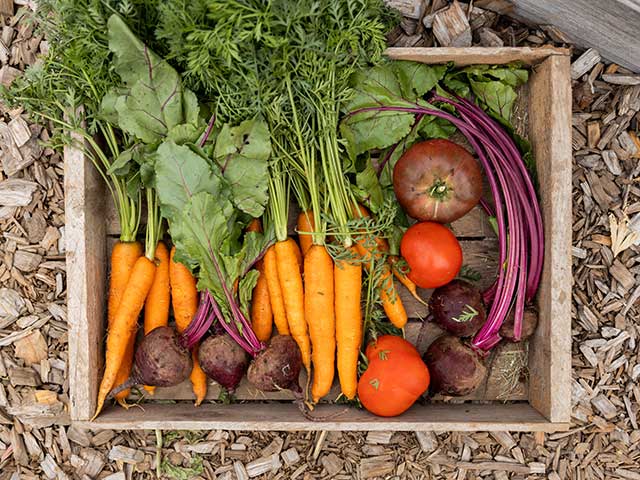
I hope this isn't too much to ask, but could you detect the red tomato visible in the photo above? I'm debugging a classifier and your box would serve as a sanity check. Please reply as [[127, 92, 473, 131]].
[[400, 222, 462, 289], [358, 350, 430, 417], [393, 139, 483, 223], [365, 335, 420, 362]]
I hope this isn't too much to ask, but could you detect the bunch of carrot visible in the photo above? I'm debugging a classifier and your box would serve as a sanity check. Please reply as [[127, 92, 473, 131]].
[[243, 79, 414, 403], [247, 203, 416, 403], [93, 190, 207, 418]]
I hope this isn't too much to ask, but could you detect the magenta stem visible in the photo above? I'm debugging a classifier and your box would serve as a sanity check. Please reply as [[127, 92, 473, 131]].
[[199, 113, 217, 148]]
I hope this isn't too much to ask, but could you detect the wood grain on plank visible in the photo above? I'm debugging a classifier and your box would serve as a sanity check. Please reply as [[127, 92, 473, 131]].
[[82, 402, 568, 432], [527, 55, 573, 423], [385, 47, 569, 66], [64, 132, 106, 422], [510, 0, 640, 73]]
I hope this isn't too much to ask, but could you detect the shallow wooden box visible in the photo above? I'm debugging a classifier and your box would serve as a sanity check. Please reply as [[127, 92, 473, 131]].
[[65, 47, 572, 432]]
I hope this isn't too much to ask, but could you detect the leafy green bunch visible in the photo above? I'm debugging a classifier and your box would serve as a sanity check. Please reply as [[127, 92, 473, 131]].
[[5, 0, 163, 131], [101, 15, 273, 323], [2, 0, 167, 245]]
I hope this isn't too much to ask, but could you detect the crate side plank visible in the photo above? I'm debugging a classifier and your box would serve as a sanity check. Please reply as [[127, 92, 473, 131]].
[[385, 47, 570, 66], [82, 402, 566, 432], [65, 137, 106, 421], [526, 55, 573, 423]]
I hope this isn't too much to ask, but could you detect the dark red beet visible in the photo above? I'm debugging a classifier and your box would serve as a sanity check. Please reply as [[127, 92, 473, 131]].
[[248, 335, 302, 394], [423, 335, 487, 396], [429, 280, 486, 337], [133, 326, 192, 387], [199, 334, 249, 392], [499, 308, 538, 342]]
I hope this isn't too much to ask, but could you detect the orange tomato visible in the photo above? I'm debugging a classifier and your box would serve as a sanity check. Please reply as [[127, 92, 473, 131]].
[[365, 335, 420, 362], [358, 348, 430, 417]]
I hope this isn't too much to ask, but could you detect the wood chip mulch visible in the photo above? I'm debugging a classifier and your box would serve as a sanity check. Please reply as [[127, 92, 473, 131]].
[[1, 1, 640, 478]]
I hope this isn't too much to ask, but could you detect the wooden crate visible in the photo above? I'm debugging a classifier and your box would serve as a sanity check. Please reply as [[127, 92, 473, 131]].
[[65, 47, 572, 432]]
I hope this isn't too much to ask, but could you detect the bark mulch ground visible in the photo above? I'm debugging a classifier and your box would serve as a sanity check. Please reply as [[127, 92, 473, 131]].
[[1, 1, 640, 478]]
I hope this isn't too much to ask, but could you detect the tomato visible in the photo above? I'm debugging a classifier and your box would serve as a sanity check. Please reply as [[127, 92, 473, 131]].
[[358, 350, 430, 417], [400, 222, 462, 289], [393, 139, 483, 223], [365, 335, 420, 362]]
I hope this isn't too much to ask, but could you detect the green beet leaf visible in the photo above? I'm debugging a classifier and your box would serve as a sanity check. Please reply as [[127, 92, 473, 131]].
[[341, 65, 421, 156], [169, 191, 236, 294], [468, 78, 518, 125], [392, 62, 447, 99], [418, 115, 456, 140], [352, 155, 385, 212], [155, 141, 226, 222], [213, 117, 271, 217], [105, 14, 201, 144]]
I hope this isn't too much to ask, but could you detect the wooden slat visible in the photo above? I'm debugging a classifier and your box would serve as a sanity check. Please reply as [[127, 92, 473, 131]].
[[80, 402, 568, 432], [64, 133, 106, 422], [385, 47, 569, 66], [526, 55, 572, 423], [511, 0, 640, 73]]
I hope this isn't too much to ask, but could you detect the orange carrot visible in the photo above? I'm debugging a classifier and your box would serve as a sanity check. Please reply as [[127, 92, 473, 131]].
[[107, 241, 143, 407], [251, 261, 273, 342], [297, 211, 315, 256], [170, 247, 199, 332], [94, 256, 156, 418], [353, 204, 408, 329], [142, 242, 170, 395], [293, 239, 303, 273], [389, 255, 427, 306], [108, 241, 144, 326], [247, 218, 261, 233], [170, 247, 207, 405], [275, 238, 310, 372], [305, 245, 335, 402], [263, 245, 290, 336], [247, 219, 273, 342], [335, 248, 362, 400], [379, 272, 408, 329], [190, 346, 208, 406]]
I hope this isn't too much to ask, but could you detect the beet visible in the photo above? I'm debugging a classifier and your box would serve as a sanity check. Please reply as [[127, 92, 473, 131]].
[[423, 335, 487, 396], [199, 334, 249, 392], [248, 335, 302, 394], [133, 326, 193, 387], [429, 280, 486, 337], [499, 308, 538, 342]]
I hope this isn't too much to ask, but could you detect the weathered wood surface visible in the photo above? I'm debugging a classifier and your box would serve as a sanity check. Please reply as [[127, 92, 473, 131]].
[[510, 0, 640, 73], [81, 402, 566, 432], [526, 54, 573, 423], [385, 46, 569, 66], [64, 132, 106, 422]]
